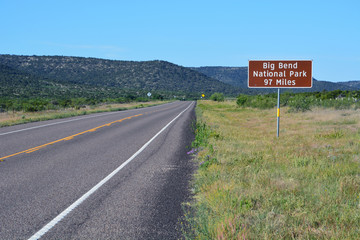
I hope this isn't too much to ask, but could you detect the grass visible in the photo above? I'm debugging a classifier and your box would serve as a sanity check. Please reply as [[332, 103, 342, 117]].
[[183, 100, 360, 239], [0, 101, 170, 128]]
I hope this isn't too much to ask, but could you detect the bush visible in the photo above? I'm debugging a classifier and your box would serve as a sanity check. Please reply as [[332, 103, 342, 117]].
[[250, 95, 277, 109], [288, 95, 312, 112], [210, 93, 225, 102], [236, 94, 248, 106], [236, 94, 276, 109]]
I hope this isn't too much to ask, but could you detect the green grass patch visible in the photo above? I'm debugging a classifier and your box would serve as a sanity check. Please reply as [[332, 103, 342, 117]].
[[183, 100, 360, 239]]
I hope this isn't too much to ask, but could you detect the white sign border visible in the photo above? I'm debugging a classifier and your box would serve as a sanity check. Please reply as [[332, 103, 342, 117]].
[[248, 60, 313, 89]]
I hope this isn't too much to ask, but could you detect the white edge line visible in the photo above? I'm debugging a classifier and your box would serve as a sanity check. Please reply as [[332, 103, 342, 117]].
[[27, 101, 194, 240], [0, 101, 178, 136]]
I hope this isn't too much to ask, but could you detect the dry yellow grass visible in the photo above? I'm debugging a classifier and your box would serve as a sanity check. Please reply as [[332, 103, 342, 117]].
[[0, 101, 168, 127]]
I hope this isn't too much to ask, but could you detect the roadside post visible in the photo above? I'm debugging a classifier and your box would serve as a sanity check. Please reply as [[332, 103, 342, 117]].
[[248, 60, 312, 138], [277, 88, 280, 138]]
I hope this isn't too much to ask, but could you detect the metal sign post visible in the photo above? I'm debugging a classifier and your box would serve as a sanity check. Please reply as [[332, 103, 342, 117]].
[[277, 88, 280, 138]]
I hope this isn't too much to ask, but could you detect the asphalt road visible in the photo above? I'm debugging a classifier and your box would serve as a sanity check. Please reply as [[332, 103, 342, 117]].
[[0, 101, 196, 239]]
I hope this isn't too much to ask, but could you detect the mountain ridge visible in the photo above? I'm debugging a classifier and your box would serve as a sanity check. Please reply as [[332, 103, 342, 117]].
[[191, 66, 359, 92], [1, 55, 359, 100], [0, 54, 243, 98]]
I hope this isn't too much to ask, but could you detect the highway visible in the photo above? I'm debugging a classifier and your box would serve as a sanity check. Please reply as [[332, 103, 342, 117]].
[[0, 101, 195, 239]]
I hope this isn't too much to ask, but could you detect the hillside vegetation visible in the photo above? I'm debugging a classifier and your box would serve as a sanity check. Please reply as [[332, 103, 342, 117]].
[[191, 66, 248, 88], [184, 100, 360, 239], [0, 54, 240, 98]]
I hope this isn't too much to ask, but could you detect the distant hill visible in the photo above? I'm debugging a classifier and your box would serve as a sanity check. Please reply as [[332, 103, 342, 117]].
[[341, 81, 360, 89], [0, 55, 243, 98], [308, 80, 356, 92], [2, 55, 358, 100], [190, 67, 248, 88], [191, 66, 359, 92]]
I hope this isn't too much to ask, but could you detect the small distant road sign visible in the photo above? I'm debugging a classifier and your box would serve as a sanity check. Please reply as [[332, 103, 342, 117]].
[[201, 94, 205, 98], [248, 60, 312, 88], [147, 92, 152, 97]]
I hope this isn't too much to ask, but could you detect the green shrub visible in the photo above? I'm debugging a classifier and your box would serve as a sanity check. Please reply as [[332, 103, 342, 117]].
[[236, 94, 276, 109], [236, 94, 248, 106], [288, 95, 312, 112], [210, 93, 225, 102], [252, 95, 276, 109]]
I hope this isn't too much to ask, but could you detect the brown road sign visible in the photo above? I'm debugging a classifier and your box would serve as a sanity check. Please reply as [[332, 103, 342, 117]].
[[248, 60, 312, 88]]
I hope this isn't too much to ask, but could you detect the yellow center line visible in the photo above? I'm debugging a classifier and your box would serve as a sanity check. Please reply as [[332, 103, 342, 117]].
[[0, 113, 143, 161]]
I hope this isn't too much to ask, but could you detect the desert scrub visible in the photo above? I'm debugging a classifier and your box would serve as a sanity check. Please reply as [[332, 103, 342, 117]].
[[184, 100, 360, 239], [237, 90, 360, 112]]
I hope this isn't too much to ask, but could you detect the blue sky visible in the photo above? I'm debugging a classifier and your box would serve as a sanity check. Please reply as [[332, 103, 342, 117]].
[[1, 0, 359, 82]]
